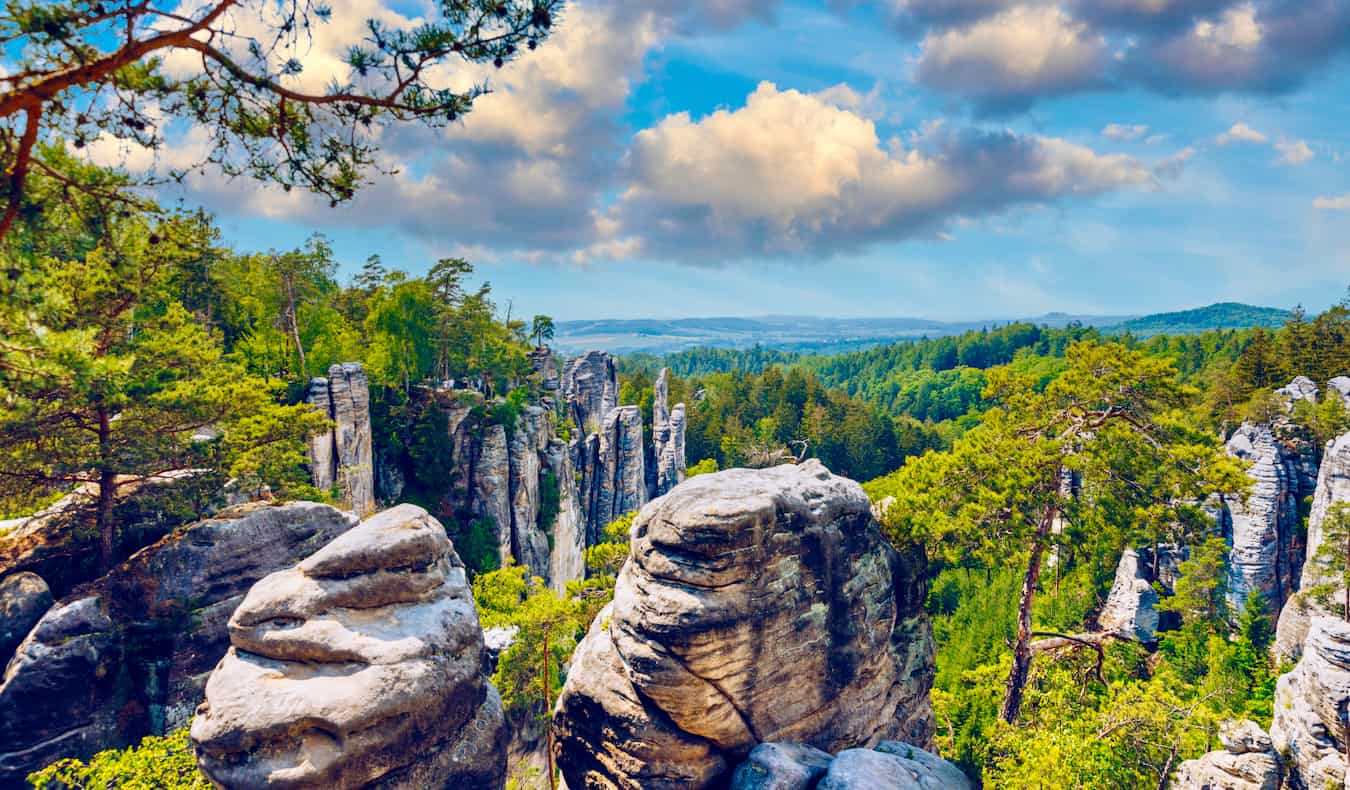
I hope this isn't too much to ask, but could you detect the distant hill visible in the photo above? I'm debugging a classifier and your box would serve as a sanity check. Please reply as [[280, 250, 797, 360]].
[[1099, 302, 1290, 337], [553, 302, 1288, 355]]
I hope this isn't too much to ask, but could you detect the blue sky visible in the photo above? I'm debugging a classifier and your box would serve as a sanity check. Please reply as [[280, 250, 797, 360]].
[[156, 0, 1350, 320]]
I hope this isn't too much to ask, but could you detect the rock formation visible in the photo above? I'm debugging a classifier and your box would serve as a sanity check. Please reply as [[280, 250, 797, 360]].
[[1330, 376, 1350, 408], [0, 501, 357, 785], [0, 571, 51, 666], [308, 362, 376, 517], [562, 350, 619, 436], [580, 405, 648, 544], [730, 742, 969, 790], [1276, 375, 1320, 405], [1173, 720, 1281, 790], [651, 368, 688, 497], [1098, 545, 1186, 642], [552, 461, 936, 790], [190, 504, 506, 790], [1269, 616, 1350, 790], [1221, 418, 1318, 618], [1276, 428, 1350, 660]]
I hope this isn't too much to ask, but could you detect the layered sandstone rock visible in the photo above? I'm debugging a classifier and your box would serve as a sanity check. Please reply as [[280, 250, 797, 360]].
[[1098, 545, 1186, 642], [0, 502, 357, 785], [308, 363, 376, 517], [651, 368, 687, 497], [580, 405, 648, 543], [1173, 719, 1281, 790], [0, 571, 51, 666], [553, 461, 936, 790], [191, 504, 506, 789], [1277, 376, 1320, 405], [1269, 616, 1350, 790], [562, 350, 619, 436], [730, 742, 968, 790]]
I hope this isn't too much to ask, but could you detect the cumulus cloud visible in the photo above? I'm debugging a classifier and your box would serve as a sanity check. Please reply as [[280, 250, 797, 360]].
[[587, 82, 1149, 260], [916, 5, 1108, 112], [1216, 122, 1267, 145], [1103, 123, 1151, 140], [1313, 194, 1350, 210], [1274, 139, 1314, 165], [1153, 146, 1197, 178]]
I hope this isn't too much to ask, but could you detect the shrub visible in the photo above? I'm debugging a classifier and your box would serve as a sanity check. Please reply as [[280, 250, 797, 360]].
[[29, 727, 209, 789]]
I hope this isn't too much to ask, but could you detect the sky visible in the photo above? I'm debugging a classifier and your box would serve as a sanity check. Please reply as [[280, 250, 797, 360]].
[[143, 0, 1350, 320]]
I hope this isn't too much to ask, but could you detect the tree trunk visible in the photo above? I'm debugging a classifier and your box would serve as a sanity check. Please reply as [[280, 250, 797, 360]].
[[282, 272, 306, 379], [1000, 499, 1059, 724], [96, 407, 117, 573], [544, 628, 556, 790]]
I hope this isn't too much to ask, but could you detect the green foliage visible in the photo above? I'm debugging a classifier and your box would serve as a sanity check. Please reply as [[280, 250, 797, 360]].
[[28, 727, 208, 789], [458, 518, 502, 576], [474, 565, 583, 717], [686, 458, 719, 477], [1159, 537, 1231, 629], [1309, 501, 1350, 621], [539, 471, 561, 537]]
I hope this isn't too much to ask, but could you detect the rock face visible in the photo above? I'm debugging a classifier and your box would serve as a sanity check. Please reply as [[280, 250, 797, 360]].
[[1173, 720, 1281, 790], [1098, 545, 1186, 642], [581, 405, 648, 544], [191, 504, 506, 790], [0, 501, 357, 785], [730, 742, 969, 790], [553, 461, 936, 790], [0, 571, 51, 666], [562, 350, 619, 436], [1269, 616, 1350, 790], [651, 368, 688, 498], [308, 363, 376, 517], [1330, 376, 1350, 408], [1277, 375, 1320, 405], [1276, 429, 1350, 660], [1221, 421, 1317, 617]]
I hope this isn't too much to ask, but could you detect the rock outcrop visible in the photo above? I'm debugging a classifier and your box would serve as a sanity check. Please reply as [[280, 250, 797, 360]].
[[730, 742, 969, 790], [308, 363, 376, 517], [553, 461, 936, 790], [1330, 376, 1350, 408], [0, 501, 357, 785], [562, 350, 619, 436], [1173, 720, 1281, 790], [1276, 429, 1350, 660], [1269, 616, 1350, 790], [1098, 545, 1186, 642], [191, 504, 506, 790], [0, 571, 51, 666], [651, 368, 687, 498], [1221, 420, 1317, 617], [580, 405, 648, 544], [1277, 376, 1320, 405]]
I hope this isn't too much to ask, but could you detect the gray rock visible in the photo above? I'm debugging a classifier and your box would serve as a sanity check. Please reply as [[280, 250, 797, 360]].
[[0, 501, 357, 786], [587, 405, 648, 540], [817, 747, 971, 790], [1269, 616, 1350, 790], [730, 743, 834, 790], [474, 422, 513, 567], [1329, 377, 1350, 409], [1098, 545, 1186, 642], [562, 351, 619, 437], [1276, 376, 1320, 405], [509, 406, 552, 576], [553, 461, 936, 790], [308, 363, 376, 517], [651, 368, 687, 498], [191, 504, 506, 790], [0, 571, 51, 666], [1173, 720, 1281, 790], [546, 438, 586, 591]]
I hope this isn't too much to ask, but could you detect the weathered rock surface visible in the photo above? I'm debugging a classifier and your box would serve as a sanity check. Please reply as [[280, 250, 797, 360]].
[[1276, 429, 1350, 660], [730, 743, 834, 790], [1330, 376, 1350, 409], [545, 438, 586, 591], [651, 368, 687, 498], [0, 571, 51, 666], [1173, 720, 1282, 790], [1098, 545, 1186, 642], [308, 363, 376, 517], [1277, 376, 1320, 405], [474, 422, 514, 565], [581, 405, 648, 543], [553, 461, 936, 790], [816, 744, 971, 790], [191, 504, 506, 790], [562, 350, 619, 436], [509, 406, 553, 578], [1270, 616, 1350, 790], [0, 501, 357, 785], [1222, 422, 1317, 617]]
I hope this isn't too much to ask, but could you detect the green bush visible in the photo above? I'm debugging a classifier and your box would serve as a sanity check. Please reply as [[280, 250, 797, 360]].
[[29, 727, 209, 789], [458, 517, 502, 576]]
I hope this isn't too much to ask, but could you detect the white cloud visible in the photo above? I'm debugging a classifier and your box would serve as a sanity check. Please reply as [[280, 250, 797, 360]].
[[1103, 123, 1151, 140], [1313, 194, 1350, 210], [917, 5, 1107, 112], [1216, 122, 1267, 145], [1274, 139, 1313, 166], [590, 82, 1149, 260], [1154, 146, 1197, 179]]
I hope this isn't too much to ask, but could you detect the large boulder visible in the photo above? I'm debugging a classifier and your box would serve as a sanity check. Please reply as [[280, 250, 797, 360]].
[[191, 504, 506, 789], [729, 742, 968, 790], [0, 571, 51, 667], [0, 501, 357, 785], [1173, 720, 1281, 790], [307, 362, 376, 517], [1098, 545, 1186, 642], [1269, 616, 1350, 790], [553, 461, 936, 790]]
